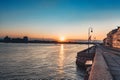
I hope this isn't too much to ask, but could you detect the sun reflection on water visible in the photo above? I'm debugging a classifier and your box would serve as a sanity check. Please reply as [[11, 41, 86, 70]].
[[58, 44, 64, 74]]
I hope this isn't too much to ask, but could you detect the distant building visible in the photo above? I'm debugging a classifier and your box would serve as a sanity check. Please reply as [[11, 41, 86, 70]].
[[104, 27, 120, 48], [12, 38, 23, 43], [3, 36, 29, 43], [23, 36, 28, 42], [4, 36, 11, 42]]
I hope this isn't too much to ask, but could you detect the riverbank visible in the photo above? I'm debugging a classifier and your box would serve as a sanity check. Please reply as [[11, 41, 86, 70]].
[[0, 41, 99, 44], [89, 45, 113, 80], [76, 46, 96, 80], [76, 44, 115, 80]]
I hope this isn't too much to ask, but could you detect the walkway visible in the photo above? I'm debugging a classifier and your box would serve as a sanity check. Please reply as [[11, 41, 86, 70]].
[[99, 45, 120, 80], [79, 44, 120, 80], [89, 45, 113, 80]]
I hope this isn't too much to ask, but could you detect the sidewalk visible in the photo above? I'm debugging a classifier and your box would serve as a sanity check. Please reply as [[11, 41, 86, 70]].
[[89, 46, 113, 80]]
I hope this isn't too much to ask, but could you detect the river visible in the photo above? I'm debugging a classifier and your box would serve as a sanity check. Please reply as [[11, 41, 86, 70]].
[[0, 43, 89, 80]]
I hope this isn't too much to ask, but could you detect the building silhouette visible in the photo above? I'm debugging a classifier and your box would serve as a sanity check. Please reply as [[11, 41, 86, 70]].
[[23, 36, 28, 42], [3, 36, 28, 43], [4, 36, 11, 42]]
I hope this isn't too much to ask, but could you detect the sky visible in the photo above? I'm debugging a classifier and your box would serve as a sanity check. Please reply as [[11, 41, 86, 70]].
[[1, 0, 120, 40]]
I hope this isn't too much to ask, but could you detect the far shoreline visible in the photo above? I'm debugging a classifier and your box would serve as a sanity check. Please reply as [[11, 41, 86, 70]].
[[0, 41, 101, 45]]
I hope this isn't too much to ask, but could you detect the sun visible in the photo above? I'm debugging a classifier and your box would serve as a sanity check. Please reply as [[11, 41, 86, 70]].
[[59, 36, 66, 42]]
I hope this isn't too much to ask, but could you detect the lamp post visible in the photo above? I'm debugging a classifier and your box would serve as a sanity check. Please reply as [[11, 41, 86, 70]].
[[88, 27, 93, 53]]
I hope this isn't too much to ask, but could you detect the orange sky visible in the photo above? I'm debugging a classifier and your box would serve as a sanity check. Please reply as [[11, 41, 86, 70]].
[[1, 0, 120, 41]]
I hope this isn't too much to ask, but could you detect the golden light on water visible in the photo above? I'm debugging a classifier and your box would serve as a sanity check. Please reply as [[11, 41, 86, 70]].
[[58, 44, 64, 74]]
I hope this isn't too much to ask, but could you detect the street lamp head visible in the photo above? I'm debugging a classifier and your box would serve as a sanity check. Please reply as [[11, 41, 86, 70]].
[[89, 27, 93, 33], [91, 28, 93, 33], [91, 30, 93, 32]]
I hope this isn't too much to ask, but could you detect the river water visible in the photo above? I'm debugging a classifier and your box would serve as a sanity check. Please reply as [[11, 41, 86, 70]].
[[0, 43, 88, 80]]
